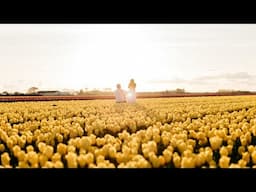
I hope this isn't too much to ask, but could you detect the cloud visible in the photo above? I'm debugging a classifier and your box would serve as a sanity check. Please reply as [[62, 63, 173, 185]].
[[194, 72, 255, 81], [148, 72, 256, 86], [224, 72, 255, 80]]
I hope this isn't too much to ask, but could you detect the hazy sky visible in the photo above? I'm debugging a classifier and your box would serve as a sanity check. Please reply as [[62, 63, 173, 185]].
[[0, 24, 256, 93]]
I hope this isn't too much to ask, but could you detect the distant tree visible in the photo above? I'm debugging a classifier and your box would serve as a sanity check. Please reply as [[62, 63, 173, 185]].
[[218, 89, 233, 93], [27, 87, 38, 94], [176, 88, 185, 93], [2, 91, 9, 96], [78, 89, 84, 95], [13, 92, 24, 96]]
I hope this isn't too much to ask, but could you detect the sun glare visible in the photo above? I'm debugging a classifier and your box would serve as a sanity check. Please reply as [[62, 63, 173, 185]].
[[1, 24, 256, 93]]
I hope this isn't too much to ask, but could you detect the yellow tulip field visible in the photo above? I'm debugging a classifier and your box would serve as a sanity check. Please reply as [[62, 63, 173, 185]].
[[1, 95, 256, 168]]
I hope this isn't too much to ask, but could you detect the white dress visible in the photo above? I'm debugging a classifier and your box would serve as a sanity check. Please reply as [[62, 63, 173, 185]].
[[126, 89, 136, 103]]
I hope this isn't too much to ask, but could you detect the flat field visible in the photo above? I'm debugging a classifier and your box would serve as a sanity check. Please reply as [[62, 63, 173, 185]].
[[0, 95, 256, 168]]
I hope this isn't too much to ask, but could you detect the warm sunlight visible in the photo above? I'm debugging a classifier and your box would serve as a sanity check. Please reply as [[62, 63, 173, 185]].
[[1, 24, 256, 93], [48, 24, 176, 92]]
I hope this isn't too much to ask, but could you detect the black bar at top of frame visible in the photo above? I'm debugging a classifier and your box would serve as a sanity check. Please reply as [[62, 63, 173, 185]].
[[1, 16, 256, 24]]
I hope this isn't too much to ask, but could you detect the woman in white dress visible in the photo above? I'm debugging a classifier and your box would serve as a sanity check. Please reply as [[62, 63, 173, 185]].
[[127, 79, 136, 104]]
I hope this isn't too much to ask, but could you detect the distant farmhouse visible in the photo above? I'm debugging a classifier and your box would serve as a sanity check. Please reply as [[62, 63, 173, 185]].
[[37, 90, 71, 96]]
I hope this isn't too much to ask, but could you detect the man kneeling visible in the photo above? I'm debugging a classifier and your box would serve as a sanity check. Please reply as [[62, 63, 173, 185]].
[[114, 84, 126, 103]]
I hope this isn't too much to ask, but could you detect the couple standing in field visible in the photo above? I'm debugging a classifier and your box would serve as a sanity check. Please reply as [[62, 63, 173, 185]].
[[114, 79, 136, 104]]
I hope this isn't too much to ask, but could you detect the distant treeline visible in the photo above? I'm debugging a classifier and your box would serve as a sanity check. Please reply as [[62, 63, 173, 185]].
[[217, 89, 252, 94], [0, 89, 255, 96], [0, 92, 71, 96], [0, 92, 35, 96]]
